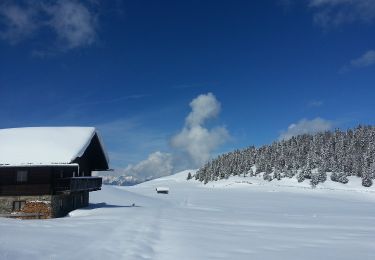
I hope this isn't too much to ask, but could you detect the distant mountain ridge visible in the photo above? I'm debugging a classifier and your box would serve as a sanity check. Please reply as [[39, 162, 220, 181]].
[[195, 125, 375, 187], [101, 175, 144, 186], [98, 171, 160, 186]]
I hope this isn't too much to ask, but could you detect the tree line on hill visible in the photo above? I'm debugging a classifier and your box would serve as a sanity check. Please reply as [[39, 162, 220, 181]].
[[193, 125, 375, 187]]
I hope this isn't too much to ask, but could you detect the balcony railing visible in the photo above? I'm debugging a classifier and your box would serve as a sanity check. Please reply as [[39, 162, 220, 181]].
[[54, 177, 102, 193], [0, 184, 51, 196]]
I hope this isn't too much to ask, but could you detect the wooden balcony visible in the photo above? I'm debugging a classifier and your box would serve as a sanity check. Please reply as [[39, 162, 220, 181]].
[[54, 177, 102, 194], [0, 184, 51, 196]]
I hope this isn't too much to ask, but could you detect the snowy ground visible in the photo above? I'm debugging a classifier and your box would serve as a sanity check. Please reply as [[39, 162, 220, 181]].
[[1, 170, 375, 259]]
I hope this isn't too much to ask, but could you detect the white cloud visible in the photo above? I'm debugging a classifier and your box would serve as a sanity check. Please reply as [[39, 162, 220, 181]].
[[46, 1, 96, 49], [308, 0, 375, 28], [185, 92, 221, 126], [279, 118, 333, 140], [0, 0, 98, 51], [0, 4, 38, 43], [123, 151, 174, 180], [171, 125, 229, 167], [350, 50, 375, 68], [340, 50, 375, 73], [171, 93, 230, 167]]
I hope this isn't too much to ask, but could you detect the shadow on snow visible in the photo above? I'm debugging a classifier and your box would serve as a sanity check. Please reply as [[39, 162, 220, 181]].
[[83, 202, 141, 210]]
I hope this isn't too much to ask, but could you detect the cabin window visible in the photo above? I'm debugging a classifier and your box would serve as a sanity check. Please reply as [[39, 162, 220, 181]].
[[16, 170, 28, 183], [13, 201, 26, 211]]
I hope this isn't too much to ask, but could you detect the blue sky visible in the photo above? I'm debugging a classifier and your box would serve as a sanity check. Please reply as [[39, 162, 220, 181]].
[[0, 0, 375, 170]]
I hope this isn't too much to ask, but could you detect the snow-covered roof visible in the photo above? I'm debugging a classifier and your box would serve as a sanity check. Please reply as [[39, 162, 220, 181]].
[[0, 127, 109, 167], [156, 187, 170, 191]]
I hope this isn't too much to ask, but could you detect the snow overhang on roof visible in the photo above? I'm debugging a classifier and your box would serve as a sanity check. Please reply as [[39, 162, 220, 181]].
[[0, 127, 109, 167]]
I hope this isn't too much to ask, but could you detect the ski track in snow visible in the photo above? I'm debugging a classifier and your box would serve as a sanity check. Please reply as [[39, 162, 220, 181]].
[[1, 170, 375, 260]]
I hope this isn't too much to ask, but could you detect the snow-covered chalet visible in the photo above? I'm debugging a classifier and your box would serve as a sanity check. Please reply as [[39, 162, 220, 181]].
[[0, 127, 109, 218]]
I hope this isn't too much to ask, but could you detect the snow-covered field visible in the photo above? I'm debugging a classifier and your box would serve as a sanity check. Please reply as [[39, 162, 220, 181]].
[[1, 170, 375, 260]]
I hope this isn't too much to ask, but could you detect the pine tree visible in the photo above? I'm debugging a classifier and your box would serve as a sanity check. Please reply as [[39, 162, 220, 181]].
[[273, 168, 281, 180], [296, 172, 305, 183], [362, 162, 374, 187], [362, 176, 373, 187], [310, 171, 319, 187], [317, 168, 327, 183]]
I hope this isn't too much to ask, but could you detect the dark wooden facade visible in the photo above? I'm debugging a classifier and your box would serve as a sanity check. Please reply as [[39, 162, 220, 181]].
[[72, 133, 108, 174], [0, 166, 102, 196]]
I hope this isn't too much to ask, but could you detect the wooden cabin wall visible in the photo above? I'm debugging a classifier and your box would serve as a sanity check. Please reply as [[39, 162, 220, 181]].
[[0, 167, 51, 185], [0, 166, 79, 186], [0, 168, 14, 185]]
